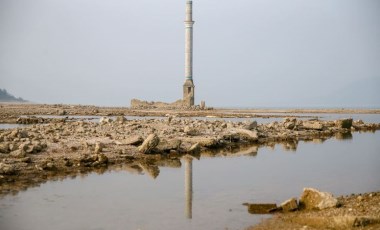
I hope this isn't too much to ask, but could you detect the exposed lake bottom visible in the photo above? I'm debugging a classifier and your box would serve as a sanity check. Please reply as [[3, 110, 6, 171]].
[[0, 132, 379, 230]]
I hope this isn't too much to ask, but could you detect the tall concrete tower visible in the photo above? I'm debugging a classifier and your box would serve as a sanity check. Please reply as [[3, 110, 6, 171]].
[[183, 0, 195, 107]]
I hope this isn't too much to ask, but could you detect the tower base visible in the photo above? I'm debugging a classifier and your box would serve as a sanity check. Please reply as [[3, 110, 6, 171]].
[[183, 79, 195, 107]]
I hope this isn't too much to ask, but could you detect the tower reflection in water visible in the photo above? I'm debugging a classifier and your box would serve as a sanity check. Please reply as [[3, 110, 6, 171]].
[[184, 156, 193, 219]]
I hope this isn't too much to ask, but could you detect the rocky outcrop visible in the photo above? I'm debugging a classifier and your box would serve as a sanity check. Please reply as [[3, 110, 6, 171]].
[[155, 139, 182, 152], [17, 117, 45, 124], [115, 116, 127, 124], [99, 117, 113, 124], [302, 121, 324, 130], [138, 134, 160, 154], [243, 203, 278, 214], [283, 117, 296, 130], [79, 153, 108, 167], [0, 163, 16, 175], [184, 126, 198, 136], [119, 136, 144, 146], [299, 187, 338, 210], [280, 198, 298, 212], [335, 118, 353, 129], [233, 129, 258, 142], [187, 143, 200, 154], [242, 120, 258, 130], [0, 143, 10, 153], [94, 142, 104, 153]]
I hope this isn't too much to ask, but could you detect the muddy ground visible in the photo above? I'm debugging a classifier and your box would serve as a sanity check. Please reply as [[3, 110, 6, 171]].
[[1, 103, 380, 229]]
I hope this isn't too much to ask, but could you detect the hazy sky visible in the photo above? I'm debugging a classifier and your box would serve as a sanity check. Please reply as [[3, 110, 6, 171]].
[[1, 0, 379, 108]]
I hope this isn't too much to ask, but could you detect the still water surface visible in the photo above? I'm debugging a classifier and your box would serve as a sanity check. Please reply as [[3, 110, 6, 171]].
[[0, 132, 379, 230], [13, 113, 380, 125]]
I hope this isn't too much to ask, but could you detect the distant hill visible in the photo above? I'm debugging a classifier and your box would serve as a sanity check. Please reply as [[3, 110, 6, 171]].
[[0, 89, 27, 102]]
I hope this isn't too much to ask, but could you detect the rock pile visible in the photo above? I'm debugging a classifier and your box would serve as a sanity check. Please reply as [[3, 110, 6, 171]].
[[244, 187, 339, 214]]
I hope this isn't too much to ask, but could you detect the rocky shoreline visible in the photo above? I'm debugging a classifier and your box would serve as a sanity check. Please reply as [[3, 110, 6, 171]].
[[1, 112, 379, 191], [1, 104, 380, 229], [248, 189, 380, 230], [1, 103, 380, 123]]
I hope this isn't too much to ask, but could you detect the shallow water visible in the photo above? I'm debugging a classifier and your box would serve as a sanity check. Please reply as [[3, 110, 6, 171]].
[[18, 113, 380, 125], [0, 124, 30, 129], [261, 113, 380, 123], [0, 132, 379, 230]]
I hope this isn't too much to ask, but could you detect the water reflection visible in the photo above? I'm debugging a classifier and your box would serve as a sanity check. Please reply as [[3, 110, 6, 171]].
[[0, 124, 30, 129], [335, 132, 353, 140], [281, 140, 298, 151], [184, 156, 193, 219], [1, 132, 379, 230], [139, 162, 160, 179]]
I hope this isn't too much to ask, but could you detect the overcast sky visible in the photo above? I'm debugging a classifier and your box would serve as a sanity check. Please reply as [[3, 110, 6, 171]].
[[0, 0, 379, 108]]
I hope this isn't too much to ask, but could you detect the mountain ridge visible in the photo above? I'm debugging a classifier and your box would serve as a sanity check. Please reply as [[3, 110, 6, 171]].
[[0, 89, 27, 102]]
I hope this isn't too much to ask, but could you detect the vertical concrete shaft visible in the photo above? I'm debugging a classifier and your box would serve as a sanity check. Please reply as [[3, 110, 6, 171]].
[[183, 0, 195, 107], [185, 1, 194, 81], [184, 157, 193, 219]]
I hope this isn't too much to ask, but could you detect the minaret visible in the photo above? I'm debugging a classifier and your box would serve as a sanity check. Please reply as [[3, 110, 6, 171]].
[[183, 0, 195, 107]]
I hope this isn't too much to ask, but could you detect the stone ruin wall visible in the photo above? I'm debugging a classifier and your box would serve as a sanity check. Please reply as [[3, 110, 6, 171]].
[[130, 99, 208, 110]]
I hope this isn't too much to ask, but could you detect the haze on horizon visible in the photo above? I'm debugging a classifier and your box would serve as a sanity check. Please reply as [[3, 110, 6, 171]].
[[0, 0, 379, 108]]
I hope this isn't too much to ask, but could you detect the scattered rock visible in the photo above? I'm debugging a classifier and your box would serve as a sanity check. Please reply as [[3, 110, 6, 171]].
[[99, 117, 113, 124], [299, 187, 338, 210], [187, 143, 200, 154], [115, 116, 127, 124], [94, 142, 104, 153], [45, 162, 56, 170], [0, 143, 10, 153], [335, 118, 353, 129], [243, 120, 258, 130], [302, 121, 324, 130], [283, 118, 296, 129], [353, 216, 379, 227], [167, 116, 173, 124], [267, 122, 278, 129], [76, 126, 85, 133], [138, 134, 160, 154], [79, 154, 108, 166], [196, 138, 219, 148], [10, 129, 28, 138], [184, 126, 198, 136], [63, 158, 73, 167], [234, 129, 258, 141], [17, 142, 45, 154], [0, 163, 16, 175], [10, 149, 26, 158], [156, 139, 182, 152], [97, 153, 108, 164], [58, 110, 67, 115], [280, 198, 298, 212], [244, 203, 278, 214], [121, 136, 144, 146]]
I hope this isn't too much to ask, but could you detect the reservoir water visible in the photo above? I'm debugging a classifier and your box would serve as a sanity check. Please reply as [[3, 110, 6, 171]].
[[0, 131, 379, 230]]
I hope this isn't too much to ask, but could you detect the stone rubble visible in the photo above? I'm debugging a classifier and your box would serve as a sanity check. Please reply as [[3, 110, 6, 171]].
[[0, 112, 379, 197], [299, 187, 339, 210]]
